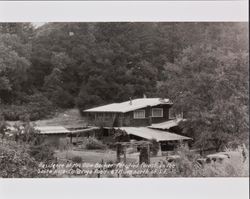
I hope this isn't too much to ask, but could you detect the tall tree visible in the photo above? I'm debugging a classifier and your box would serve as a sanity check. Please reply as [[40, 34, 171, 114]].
[[158, 44, 248, 151]]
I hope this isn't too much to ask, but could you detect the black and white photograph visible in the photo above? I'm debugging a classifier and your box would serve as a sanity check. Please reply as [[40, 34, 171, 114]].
[[0, 21, 248, 178]]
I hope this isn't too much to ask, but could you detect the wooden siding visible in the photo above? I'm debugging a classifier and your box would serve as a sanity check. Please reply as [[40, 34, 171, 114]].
[[84, 104, 172, 127]]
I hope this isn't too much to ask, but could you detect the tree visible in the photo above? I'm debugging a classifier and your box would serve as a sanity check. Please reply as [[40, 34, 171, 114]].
[[43, 52, 75, 108], [0, 22, 248, 124], [0, 114, 7, 139], [0, 34, 31, 103], [158, 44, 248, 151]]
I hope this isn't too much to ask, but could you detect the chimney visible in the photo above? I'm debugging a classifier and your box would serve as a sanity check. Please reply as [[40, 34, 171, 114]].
[[69, 31, 74, 36], [129, 97, 132, 105]]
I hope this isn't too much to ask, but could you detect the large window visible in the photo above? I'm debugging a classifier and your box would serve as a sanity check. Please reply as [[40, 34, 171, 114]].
[[133, 110, 145, 119], [152, 108, 163, 117]]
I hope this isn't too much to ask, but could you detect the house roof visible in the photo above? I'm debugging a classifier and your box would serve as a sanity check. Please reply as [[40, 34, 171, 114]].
[[148, 118, 186, 130], [35, 126, 99, 135], [114, 127, 191, 142], [84, 98, 172, 113], [35, 126, 71, 134], [70, 126, 99, 134]]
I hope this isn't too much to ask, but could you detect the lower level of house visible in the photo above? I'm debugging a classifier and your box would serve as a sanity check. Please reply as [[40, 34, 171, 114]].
[[35, 124, 192, 153]]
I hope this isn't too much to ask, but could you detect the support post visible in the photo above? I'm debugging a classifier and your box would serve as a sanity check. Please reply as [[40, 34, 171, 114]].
[[70, 133, 72, 144], [123, 146, 127, 164], [116, 143, 122, 163], [157, 142, 162, 156], [139, 145, 150, 164]]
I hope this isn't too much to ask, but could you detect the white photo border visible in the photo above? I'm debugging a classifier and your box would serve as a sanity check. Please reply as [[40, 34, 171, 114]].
[[0, 1, 249, 199], [0, 1, 248, 22]]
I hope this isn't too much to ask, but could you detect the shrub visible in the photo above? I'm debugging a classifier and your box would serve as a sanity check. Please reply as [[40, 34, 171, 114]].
[[72, 156, 83, 163], [29, 144, 55, 163], [85, 137, 107, 150], [150, 139, 159, 156], [9, 122, 56, 163], [0, 141, 40, 178], [58, 137, 71, 151], [174, 146, 200, 177]]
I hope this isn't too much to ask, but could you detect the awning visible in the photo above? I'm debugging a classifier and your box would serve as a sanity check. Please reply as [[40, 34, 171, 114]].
[[35, 126, 99, 135], [148, 118, 186, 130], [70, 126, 99, 134], [35, 126, 71, 134], [114, 127, 192, 142]]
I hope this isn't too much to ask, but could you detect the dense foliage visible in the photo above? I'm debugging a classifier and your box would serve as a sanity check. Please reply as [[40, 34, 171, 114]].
[[84, 137, 107, 150], [0, 116, 56, 177], [0, 141, 39, 178], [0, 22, 248, 151]]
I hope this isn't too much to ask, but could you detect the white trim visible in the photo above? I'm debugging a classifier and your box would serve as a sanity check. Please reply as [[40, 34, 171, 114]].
[[152, 108, 163, 118], [133, 110, 145, 119]]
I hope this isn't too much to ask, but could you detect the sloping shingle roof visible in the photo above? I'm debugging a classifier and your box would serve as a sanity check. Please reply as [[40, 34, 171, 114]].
[[114, 127, 191, 142], [84, 98, 172, 113]]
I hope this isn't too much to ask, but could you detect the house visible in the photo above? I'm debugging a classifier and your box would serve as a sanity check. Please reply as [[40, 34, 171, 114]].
[[83, 98, 192, 152], [83, 98, 173, 127]]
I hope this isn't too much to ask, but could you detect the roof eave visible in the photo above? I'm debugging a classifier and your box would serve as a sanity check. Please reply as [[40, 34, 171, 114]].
[[83, 101, 173, 113]]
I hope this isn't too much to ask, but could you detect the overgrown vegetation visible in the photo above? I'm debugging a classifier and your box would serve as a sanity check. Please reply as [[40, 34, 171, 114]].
[[150, 139, 160, 156], [71, 156, 83, 163], [0, 141, 40, 178], [84, 137, 107, 150], [0, 116, 56, 177], [173, 146, 249, 177]]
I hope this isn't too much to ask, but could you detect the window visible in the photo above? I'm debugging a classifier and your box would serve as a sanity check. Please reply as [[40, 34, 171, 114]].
[[152, 108, 163, 117], [134, 110, 145, 119]]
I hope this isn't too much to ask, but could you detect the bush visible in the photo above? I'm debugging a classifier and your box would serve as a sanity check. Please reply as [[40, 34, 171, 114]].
[[72, 156, 83, 163], [58, 137, 71, 151], [0, 93, 54, 121], [0, 141, 40, 178], [85, 137, 107, 150], [8, 122, 56, 163], [150, 139, 159, 156], [29, 144, 55, 163]]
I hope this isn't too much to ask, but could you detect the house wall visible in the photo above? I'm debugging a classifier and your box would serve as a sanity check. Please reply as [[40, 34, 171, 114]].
[[150, 104, 171, 124], [118, 104, 171, 127], [42, 134, 68, 147], [84, 104, 172, 127], [83, 112, 117, 127]]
